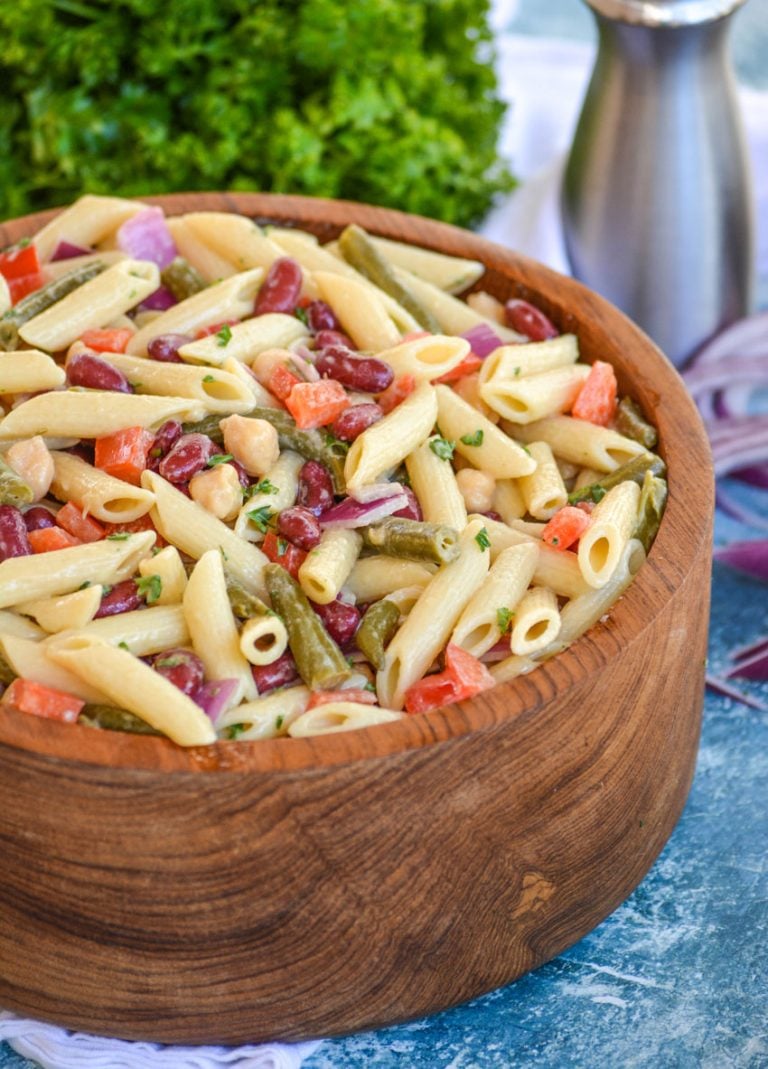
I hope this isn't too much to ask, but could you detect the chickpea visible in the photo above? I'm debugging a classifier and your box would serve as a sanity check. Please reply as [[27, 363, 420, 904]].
[[220, 414, 280, 477], [250, 347, 295, 388], [456, 468, 496, 514], [189, 463, 242, 522], [5, 435, 54, 501]]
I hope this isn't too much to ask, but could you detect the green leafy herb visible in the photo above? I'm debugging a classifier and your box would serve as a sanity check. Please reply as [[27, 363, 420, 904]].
[[276, 537, 288, 557], [207, 453, 234, 466], [364, 681, 376, 693], [118, 641, 130, 651], [136, 573, 162, 605], [590, 486, 607, 504], [513, 366, 521, 377], [429, 435, 455, 461], [215, 324, 232, 347], [78, 580, 91, 590], [293, 306, 309, 326], [247, 505, 273, 533], [460, 429, 483, 447], [155, 655, 184, 668], [551, 536, 560, 546], [521, 445, 531, 456], [106, 532, 130, 541], [496, 607, 514, 633], [202, 374, 216, 383], [225, 723, 247, 740], [275, 714, 285, 730], [101, 585, 113, 597], [475, 526, 491, 551], [254, 478, 278, 495]]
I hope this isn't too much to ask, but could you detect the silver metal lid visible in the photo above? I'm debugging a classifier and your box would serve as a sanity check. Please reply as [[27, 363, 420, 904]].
[[582, 0, 749, 26]]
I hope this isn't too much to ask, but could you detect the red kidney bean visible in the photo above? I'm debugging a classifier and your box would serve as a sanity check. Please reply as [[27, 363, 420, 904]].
[[306, 300, 341, 333], [277, 506, 322, 551], [330, 402, 383, 442], [0, 506, 32, 560], [94, 579, 143, 618], [230, 459, 250, 489], [64, 441, 94, 464], [148, 419, 183, 470], [147, 333, 193, 363], [315, 345, 394, 393], [311, 598, 361, 647], [158, 433, 217, 483], [504, 299, 558, 341], [66, 350, 133, 393], [251, 650, 299, 694], [296, 460, 335, 515], [392, 485, 423, 521], [23, 506, 57, 532], [314, 328, 355, 350], [150, 648, 205, 697], [254, 257, 303, 315], [482, 510, 503, 522]]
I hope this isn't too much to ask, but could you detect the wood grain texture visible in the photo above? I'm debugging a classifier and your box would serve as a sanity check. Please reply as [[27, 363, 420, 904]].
[[0, 193, 712, 1043]]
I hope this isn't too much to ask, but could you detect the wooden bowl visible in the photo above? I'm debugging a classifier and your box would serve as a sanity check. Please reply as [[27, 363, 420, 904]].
[[0, 193, 712, 1045]]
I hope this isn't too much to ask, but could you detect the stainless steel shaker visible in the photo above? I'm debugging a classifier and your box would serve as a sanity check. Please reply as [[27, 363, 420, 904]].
[[561, 0, 754, 367]]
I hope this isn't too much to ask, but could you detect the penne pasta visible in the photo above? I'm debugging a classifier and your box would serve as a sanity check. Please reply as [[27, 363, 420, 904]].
[[95, 351, 255, 413], [511, 416, 648, 472], [298, 529, 362, 605], [16, 586, 103, 634], [217, 685, 311, 740], [0, 610, 45, 641], [178, 312, 309, 366], [343, 557, 434, 602], [510, 586, 562, 656], [138, 546, 187, 606], [368, 237, 484, 294], [166, 217, 241, 281], [577, 480, 642, 588], [0, 391, 207, 440], [0, 349, 66, 394], [517, 441, 568, 520], [53, 604, 190, 657], [452, 542, 539, 658], [33, 195, 148, 262], [288, 702, 403, 737], [50, 451, 155, 523], [180, 212, 286, 273], [434, 384, 535, 478], [344, 382, 438, 493], [234, 449, 303, 543], [392, 267, 522, 341], [480, 363, 590, 424], [406, 439, 468, 531], [313, 270, 402, 351], [478, 334, 579, 385], [1, 633, 112, 705], [375, 335, 470, 383]]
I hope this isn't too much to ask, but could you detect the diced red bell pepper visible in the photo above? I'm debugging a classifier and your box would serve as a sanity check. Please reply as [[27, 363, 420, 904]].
[[285, 379, 349, 430], [1, 678, 84, 724], [94, 426, 156, 486], [102, 514, 167, 547], [404, 643, 495, 714], [262, 530, 307, 580], [28, 526, 82, 553], [79, 328, 134, 353], [0, 242, 41, 282], [571, 360, 618, 426], [8, 272, 45, 305], [541, 505, 592, 551], [378, 374, 416, 414], [307, 688, 377, 710], [433, 352, 484, 384], [194, 319, 239, 339], [55, 502, 106, 543], [269, 363, 302, 402]]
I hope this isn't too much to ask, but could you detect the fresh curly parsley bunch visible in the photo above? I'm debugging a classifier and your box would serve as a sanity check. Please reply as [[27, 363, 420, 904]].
[[0, 0, 514, 226]]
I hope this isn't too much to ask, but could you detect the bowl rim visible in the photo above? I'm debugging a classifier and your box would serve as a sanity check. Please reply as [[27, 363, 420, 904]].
[[0, 191, 714, 774]]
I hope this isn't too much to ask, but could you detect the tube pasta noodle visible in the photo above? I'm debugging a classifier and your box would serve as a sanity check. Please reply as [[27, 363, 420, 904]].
[[578, 480, 642, 588], [510, 587, 561, 656], [50, 635, 217, 745], [343, 557, 434, 602], [0, 350, 65, 394], [518, 441, 568, 520], [217, 685, 311, 740], [452, 543, 539, 658], [0, 532, 154, 609], [19, 260, 160, 351], [143, 470, 269, 599], [478, 335, 579, 385], [406, 439, 467, 531], [344, 382, 438, 493], [17, 586, 103, 634], [126, 269, 264, 355], [0, 392, 207, 440], [480, 363, 590, 425], [184, 550, 257, 705], [50, 451, 156, 523], [288, 702, 403, 737], [33, 195, 148, 262], [512, 416, 648, 472], [178, 313, 309, 366], [434, 384, 535, 478], [0, 198, 664, 748], [298, 529, 362, 605], [377, 519, 490, 710]]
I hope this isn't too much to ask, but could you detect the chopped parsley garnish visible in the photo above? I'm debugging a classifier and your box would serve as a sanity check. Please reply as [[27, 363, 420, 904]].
[[136, 573, 162, 605], [101, 584, 113, 597], [590, 486, 607, 504], [202, 374, 216, 383], [551, 536, 560, 546], [521, 445, 531, 455], [293, 306, 309, 326], [215, 324, 232, 347], [149, 446, 163, 458], [246, 505, 273, 533], [275, 714, 285, 730], [277, 537, 288, 557], [364, 681, 376, 693], [496, 607, 514, 633], [475, 526, 491, 551], [254, 478, 278, 495], [513, 366, 521, 377], [155, 655, 184, 668], [106, 532, 130, 541], [460, 429, 484, 447], [429, 435, 456, 461], [78, 580, 91, 590], [207, 453, 234, 467], [225, 723, 247, 740]]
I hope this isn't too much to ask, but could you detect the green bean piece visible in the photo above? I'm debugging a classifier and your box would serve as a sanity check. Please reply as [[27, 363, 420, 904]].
[[568, 452, 667, 505], [160, 257, 206, 301], [0, 456, 33, 507], [226, 576, 269, 620], [0, 261, 106, 350], [185, 405, 346, 493], [362, 517, 460, 565], [264, 564, 351, 690], [338, 224, 442, 333], [633, 472, 668, 552], [0, 652, 17, 687], [616, 396, 658, 449], [356, 598, 400, 670], [78, 704, 164, 736]]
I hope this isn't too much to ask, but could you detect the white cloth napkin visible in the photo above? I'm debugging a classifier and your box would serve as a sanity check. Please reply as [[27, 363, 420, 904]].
[[0, 1013, 320, 1069]]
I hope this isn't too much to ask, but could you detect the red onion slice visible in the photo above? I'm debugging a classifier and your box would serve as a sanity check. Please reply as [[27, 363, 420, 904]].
[[194, 678, 239, 725], [460, 323, 507, 358], [138, 285, 177, 312], [117, 206, 178, 268], [50, 240, 92, 261], [319, 492, 408, 529], [349, 482, 410, 504]]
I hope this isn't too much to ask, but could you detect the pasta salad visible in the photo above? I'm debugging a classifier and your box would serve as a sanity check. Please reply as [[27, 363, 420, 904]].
[[0, 196, 667, 745]]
